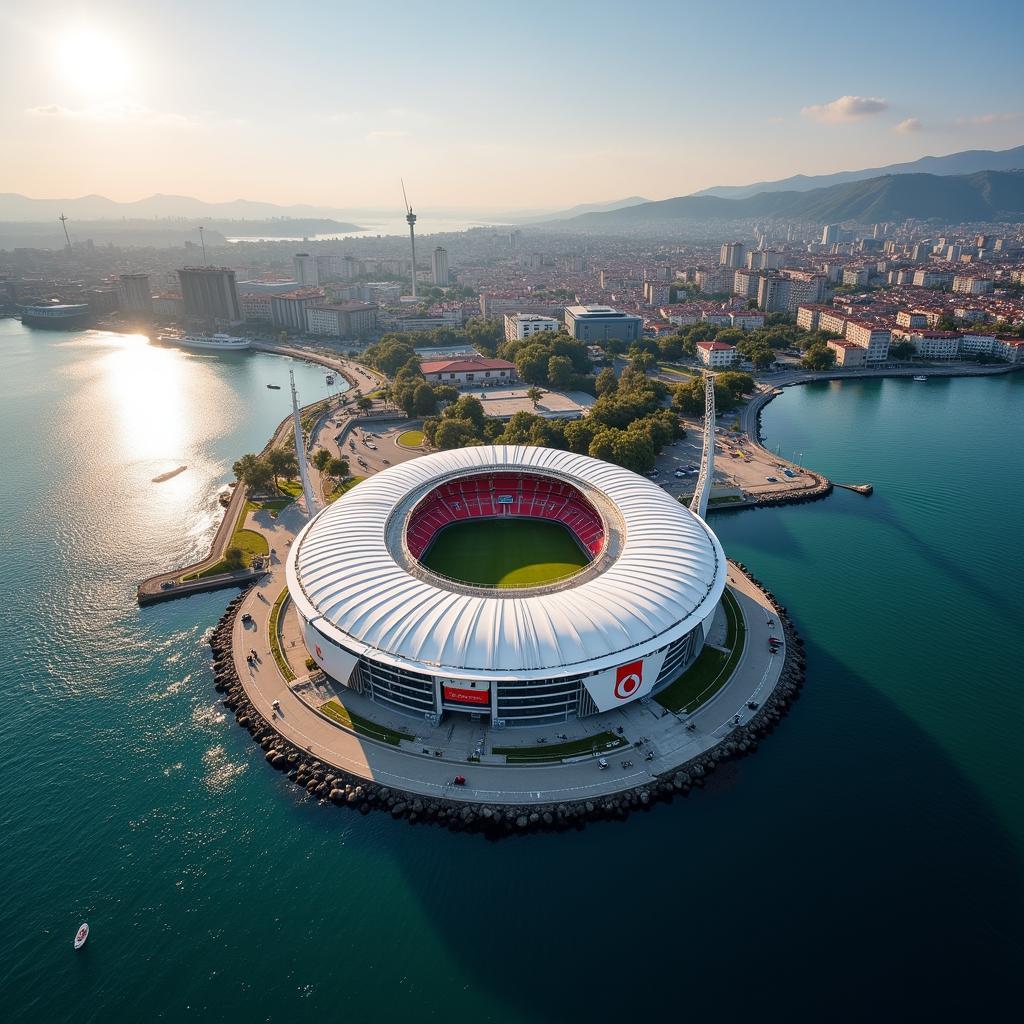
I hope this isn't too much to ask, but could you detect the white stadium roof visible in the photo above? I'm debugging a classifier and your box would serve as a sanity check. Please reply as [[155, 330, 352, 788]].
[[286, 445, 726, 680]]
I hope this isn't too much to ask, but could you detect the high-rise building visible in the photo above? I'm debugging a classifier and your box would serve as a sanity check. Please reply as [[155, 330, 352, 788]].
[[431, 247, 449, 287], [177, 267, 242, 323], [720, 241, 745, 268], [117, 273, 153, 316], [294, 253, 319, 286]]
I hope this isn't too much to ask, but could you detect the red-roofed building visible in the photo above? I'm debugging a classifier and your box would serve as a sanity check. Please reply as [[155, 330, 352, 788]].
[[420, 357, 517, 386], [695, 340, 737, 368]]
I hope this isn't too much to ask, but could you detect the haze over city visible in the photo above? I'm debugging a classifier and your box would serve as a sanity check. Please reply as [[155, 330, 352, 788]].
[[3, 1, 1024, 1021], [3, 0, 1023, 210]]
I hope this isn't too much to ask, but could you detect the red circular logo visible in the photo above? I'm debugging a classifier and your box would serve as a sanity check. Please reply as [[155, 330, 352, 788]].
[[614, 670, 641, 700]]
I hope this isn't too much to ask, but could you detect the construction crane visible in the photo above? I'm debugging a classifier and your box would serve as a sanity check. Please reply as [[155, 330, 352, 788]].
[[59, 213, 72, 251]]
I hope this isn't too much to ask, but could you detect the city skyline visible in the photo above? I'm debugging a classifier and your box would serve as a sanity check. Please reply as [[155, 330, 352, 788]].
[[2, 0, 1023, 210]]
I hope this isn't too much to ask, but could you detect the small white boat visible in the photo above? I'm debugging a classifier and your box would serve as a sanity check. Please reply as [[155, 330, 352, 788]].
[[74, 922, 89, 950], [913, 375, 928, 382]]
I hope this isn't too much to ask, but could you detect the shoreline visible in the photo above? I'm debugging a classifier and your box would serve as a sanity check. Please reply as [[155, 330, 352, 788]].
[[726, 361, 1023, 513], [209, 560, 807, 834], [136, 344, 383, 604]]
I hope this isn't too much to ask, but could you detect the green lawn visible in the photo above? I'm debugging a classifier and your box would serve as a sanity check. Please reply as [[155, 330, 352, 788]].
[[248, 497, 292, 518], [276, 479, 303, 498], [655, 587, 747, 713], [397, 429, 425, 447], [493, 731, 627, 763], [325, 475, 363, 504], [422, 518, 588, 587], [181, 507, 269, 581], [318, 699, 408, 745], [268, 589, 295, 681]]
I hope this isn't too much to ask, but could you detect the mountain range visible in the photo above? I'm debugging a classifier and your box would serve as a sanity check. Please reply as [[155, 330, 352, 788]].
[[691, 143, 1024, 199], [559, 170, 1024, 229]]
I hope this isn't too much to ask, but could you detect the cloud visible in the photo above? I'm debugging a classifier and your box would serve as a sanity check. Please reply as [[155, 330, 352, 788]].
[[802, 95, 888, 123], [955, 111, 1020, 126], [367, 129, 409, 140], [25, 100, 198, 128], [894, 117, 923, 134]]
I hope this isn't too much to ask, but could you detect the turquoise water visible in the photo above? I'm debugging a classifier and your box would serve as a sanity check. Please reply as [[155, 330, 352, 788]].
[[1, 323, 1021, 1022]]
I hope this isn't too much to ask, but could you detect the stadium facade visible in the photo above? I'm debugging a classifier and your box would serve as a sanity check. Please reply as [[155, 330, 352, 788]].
[[285, 446, 726, 727]]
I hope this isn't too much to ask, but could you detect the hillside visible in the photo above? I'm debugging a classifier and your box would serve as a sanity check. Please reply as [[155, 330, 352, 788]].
[[691, 143, 1024, 199], [558, 170, 1024, 229]]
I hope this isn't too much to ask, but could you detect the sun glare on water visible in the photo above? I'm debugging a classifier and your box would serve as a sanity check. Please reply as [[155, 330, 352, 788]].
[[55, 29, 134, 95]]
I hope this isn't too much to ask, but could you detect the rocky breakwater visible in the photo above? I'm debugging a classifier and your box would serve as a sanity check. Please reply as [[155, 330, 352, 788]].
[[208, 574, 806, 835]]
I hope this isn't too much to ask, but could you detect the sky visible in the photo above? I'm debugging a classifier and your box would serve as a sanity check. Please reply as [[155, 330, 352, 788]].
[[1, 0, 1023, 213]]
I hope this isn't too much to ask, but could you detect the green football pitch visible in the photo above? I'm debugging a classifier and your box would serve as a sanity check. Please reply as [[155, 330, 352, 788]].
[[421, 518, 589, 587]]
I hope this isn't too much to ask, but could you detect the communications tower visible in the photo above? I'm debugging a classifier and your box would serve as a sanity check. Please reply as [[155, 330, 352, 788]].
[[402, 179, 417, 298]]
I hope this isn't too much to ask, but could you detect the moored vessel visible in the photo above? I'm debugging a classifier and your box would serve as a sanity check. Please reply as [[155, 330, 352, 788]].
[[158, 332, 251, 352], [20, 303, 92, 330]]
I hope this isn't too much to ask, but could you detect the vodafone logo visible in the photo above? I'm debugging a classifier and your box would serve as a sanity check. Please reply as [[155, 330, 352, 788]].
[[614, 660, 643, 700]]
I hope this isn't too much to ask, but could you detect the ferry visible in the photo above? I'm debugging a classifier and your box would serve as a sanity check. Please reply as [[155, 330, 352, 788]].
[[157, 332, 251, 352], [913, 375, 928, 382], [20, 303, 92, 330]]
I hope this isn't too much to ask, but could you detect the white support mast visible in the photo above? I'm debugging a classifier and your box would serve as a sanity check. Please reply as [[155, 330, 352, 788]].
[[689, 373, 716, 520], [290, 369, 317, 517]]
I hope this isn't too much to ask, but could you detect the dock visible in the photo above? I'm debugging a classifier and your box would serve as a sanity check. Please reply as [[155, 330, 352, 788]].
[[835, 483, 874, 495]]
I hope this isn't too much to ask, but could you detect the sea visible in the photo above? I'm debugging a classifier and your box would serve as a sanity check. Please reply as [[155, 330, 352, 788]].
[[1, 319, 1021, 1022]]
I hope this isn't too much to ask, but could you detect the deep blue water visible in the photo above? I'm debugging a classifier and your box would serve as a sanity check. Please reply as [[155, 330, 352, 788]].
[[1, 322, 1021, 1022]]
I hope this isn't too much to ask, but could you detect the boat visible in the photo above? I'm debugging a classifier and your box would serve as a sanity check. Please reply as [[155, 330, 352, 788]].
[[74, 922, 89, 950], [20, 303, 92, 330], [157, 332, 252, 352], [152, 465, 187, 483], [326, 373, 335, 385], [266, 384, 281, 390], [913, 375, 928, 382]]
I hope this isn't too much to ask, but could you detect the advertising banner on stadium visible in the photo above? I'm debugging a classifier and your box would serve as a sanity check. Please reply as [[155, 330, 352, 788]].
[[581, 649, 667, 713], [303, 620, 359, 686], [441, 681, 491, 706]]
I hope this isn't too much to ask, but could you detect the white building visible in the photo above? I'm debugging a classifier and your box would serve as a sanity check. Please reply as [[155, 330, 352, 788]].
[[420, 356, 517, 386], [844, 321, 891, 362], [695, 341, 737, 368], [431, 247, 450, 287], [827, 340, 866, 367], [907, 331, 960, 360], [729, 311, 765, 331], [294, 253, 319, 287], [504, 312, 560, 342], [952, 275, 994, 295]]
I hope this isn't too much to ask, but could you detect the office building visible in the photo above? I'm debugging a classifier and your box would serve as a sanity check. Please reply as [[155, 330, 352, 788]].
[[504, 313, 560, 342], [563, 305, 642, 344], [117, 274, 153, 316]]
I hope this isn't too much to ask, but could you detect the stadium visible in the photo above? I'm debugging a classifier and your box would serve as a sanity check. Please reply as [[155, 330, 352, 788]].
[[285, 445, 727, 728]]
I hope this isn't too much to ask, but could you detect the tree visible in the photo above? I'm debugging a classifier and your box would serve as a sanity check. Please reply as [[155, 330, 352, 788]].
[[434, 418, 481, 450], [629, 351, 656, 373], [356, 396, 373, 412], [412, 382, 438, 416], [564, 418, 598, 454], [447, 394, 485, 429], [515, 343, 551, 384], [588, 428, 619, 463], [801, 343, 836, 370], [223, 546, 245, 571], [888, 338, 917, 360], [526, 386, 543, 408], [595, 367, 618, 397], [325, 456, 349, 479], [612, 430, 656, 474], [672, 378, 705, 416], [547, 355, 574, 389], [232, 453, 274, 493], [266, 446, 298, 484], [716, 371, 755, 401], [312, 448, 332, 472]]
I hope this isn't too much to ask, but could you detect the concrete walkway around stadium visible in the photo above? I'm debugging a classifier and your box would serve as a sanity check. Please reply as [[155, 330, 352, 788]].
[[230, 528, 786, 804]]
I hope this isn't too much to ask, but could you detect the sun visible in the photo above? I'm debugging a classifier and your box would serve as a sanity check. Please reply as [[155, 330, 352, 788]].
[[55, 29, 134, 95]]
